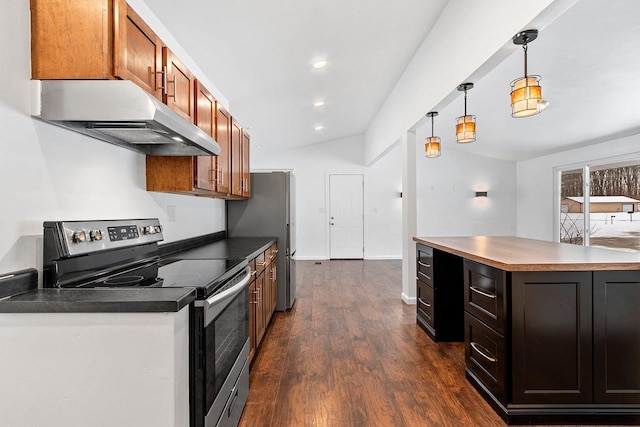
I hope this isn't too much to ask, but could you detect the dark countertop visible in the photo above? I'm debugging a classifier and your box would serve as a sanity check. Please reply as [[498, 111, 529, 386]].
[[0, 236, 276, 313], [0, 288, 196, 313], [164, 236, 277, 261]]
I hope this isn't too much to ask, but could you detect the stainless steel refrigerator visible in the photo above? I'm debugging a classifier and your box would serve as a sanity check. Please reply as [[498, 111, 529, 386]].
[[227, 171, 296, 311]]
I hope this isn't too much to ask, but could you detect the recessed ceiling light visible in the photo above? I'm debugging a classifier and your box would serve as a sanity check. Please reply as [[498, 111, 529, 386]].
[[314, 125, 324, 131], [312, 60, 327, 69], [313, 100, 325, 108]]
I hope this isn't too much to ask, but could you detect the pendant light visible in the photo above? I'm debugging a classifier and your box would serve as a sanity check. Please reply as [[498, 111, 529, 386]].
[[456, 83, 476, 143], [510, 29, 544, 118], [425, 112, 440, 158]]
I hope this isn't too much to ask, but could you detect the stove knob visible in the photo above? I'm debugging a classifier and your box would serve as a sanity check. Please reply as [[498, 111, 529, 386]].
[[154, 225, 162, 234], [90, 229, 103, 241], [72, 230, 87, 243], [143, 226, 154, 235]]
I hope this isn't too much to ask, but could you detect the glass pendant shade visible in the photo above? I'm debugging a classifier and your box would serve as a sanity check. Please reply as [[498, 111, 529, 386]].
[[510, 75, 542, 117], [425, 136, 441, 158], [456, 115, 476, 143]]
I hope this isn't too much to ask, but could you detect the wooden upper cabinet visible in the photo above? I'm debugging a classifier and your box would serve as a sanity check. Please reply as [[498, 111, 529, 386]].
[[194, 80, 216, 192], [163, 48, 195, 123], [113, 2, 163, 100], [215, 104, 232, 195], [31, 0, 113, 79], [230, 118, 243, 197], [241, 130, 251, 197]]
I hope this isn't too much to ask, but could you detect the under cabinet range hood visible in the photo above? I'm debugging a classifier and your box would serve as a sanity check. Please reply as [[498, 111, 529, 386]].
[[33, 80, 220, 156]]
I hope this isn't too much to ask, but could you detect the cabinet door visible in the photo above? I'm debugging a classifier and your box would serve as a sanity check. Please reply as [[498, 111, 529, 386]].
[[31, 0, 112, 79], [249, 278, 256, 358], [256, 271, 265, 344], [114, 2, 163, 100], [241, 130, 251, 197], [417, 281, 435, 335], [215, 104, 231, 194], [594, 271, 640, 404], [416, 245, 434, 286], [465, 312, 506, 403], [163, 48, 195, 123], [230, 119, 243, 197], [194, 80, 215, 191], [464, 260, 506, 334], [511, 271, 593, 404]]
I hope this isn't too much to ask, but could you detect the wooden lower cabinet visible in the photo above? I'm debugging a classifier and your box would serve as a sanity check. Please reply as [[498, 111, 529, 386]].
[[248, 243, 278, 364], [415, 243, 640, 424], [415, 244, 464, 342], [594, 271, 640, 404], [511, 271, 593, 404]]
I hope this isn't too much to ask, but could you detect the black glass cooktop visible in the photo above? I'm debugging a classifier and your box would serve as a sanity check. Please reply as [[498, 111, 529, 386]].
[[77, 258, 245, 297]]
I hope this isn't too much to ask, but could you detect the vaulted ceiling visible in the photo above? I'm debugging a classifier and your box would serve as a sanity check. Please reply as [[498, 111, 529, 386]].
[[146, 0, 640, 162]]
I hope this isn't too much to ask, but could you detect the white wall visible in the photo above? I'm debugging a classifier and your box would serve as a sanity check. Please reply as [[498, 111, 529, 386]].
[[517, 134, 640, 241], [251, 135, 402, 260], [364, 0, 571, 165], [415, 146, 517, 237], [0, 1, 225, 276]]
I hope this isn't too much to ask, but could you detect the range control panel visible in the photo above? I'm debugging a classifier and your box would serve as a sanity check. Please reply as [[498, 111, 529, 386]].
[[58, 219, 164, 256]]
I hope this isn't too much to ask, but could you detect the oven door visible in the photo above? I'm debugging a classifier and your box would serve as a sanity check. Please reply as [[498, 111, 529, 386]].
[[194, 266, 251, 427]]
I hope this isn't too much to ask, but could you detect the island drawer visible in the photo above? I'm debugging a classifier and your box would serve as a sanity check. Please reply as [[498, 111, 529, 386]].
[[417, 280, 434, 329], [464, 312, 507, 404], [463, 259, 507, 334], [417, 244, 434, 285]]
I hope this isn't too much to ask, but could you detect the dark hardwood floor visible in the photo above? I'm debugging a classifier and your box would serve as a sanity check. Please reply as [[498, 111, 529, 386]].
[[239, 260, 617, 427]]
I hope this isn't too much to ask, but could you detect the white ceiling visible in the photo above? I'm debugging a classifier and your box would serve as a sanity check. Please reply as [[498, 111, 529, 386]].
[[146, 0, 640, 162]]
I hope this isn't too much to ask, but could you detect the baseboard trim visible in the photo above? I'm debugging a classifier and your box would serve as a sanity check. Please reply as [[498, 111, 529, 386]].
[[293, 256, 329, 261], [364, 255, 402, 260], [401, 293, 416, 305]]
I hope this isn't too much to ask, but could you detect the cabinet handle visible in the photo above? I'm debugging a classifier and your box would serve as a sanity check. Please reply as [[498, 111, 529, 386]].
[[470, 342, 496, 363], [152, 67, 165, 92], [418, 297, 431, 308], [219, 169, 224, 186], [162, 65, 168, 93], [250, 270, 256, 277], [257, 261, 267, 267], [418, 271, 432, 281], [417, 261, 431, 268], [470, 286, 496, 299]]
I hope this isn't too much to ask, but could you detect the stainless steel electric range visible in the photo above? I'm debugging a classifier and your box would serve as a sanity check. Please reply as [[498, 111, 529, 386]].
[[43, 218, 251, 427]]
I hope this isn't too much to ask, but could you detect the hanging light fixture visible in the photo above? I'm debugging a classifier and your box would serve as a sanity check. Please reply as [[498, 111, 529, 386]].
[[456, 83, 476, 143], [425, 112, 440, 158], [510, 29, 545, 118]]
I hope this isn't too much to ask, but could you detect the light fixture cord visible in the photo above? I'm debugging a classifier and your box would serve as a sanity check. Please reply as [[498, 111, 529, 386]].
[[464, 88, 468, 116], [430, 114, 434, 137], [522, 38, 529, 78]]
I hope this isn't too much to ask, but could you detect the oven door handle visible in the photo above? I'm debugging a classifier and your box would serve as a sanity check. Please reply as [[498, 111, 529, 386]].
[[200, 266, 251, 310]]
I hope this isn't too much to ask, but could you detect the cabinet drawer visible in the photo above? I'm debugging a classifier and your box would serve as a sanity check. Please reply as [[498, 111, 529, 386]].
[[416, 245, 434, 285], [255, 251, 267, 275], [464, 312, 506, 404], [417, 281, 434, 328], [464, 260, 506, 334]]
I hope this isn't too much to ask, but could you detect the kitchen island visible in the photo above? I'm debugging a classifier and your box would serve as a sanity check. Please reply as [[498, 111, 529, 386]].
[[414, 236, 640, 425]]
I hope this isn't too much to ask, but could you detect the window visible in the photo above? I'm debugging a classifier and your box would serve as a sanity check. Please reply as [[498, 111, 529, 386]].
[[557, 159, 640, 252]]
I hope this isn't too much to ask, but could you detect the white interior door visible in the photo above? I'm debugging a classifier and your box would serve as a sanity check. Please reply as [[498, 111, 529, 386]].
[[329, 174, 364, 259]]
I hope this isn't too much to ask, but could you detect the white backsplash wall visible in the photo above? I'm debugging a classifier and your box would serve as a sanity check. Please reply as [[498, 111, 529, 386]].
[[0, 1, 225, 276], [251, 135, 403, 260], [415, 142, 517, 237]]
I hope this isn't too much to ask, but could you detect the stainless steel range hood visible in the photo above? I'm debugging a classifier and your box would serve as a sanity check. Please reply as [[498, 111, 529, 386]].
[[33, 80, 220, 156]]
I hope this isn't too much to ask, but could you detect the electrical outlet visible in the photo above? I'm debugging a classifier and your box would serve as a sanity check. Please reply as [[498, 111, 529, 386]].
[[167, 205, 176, 222]]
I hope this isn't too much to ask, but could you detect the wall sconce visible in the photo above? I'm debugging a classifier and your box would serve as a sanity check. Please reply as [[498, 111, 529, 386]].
[[510, 29, 547, 118], [456, 83, 476, 143], [425, 112, 441, 158], [475, 191, 488, 197]]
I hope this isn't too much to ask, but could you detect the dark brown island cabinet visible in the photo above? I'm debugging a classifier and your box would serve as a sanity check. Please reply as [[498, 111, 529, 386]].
[[414, 236, 640, 425]]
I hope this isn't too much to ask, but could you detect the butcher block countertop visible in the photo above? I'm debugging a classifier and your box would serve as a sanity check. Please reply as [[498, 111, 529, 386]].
[[413, 236, 640, 271]]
